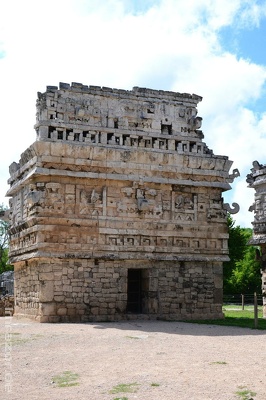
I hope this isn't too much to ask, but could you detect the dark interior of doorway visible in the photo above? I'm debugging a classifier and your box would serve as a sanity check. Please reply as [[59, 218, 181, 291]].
[[127, 268, 149, 313]]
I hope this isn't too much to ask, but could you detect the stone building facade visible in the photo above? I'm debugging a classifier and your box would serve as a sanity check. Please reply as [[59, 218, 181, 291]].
[[0, 271, 14, 296], [6, 83, 239, 322], [247, 161, 266, 318]]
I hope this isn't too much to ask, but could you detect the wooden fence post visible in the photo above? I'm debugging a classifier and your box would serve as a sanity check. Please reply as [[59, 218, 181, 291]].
[[241, 294, 244, 310], [254, 292, 258, 329]]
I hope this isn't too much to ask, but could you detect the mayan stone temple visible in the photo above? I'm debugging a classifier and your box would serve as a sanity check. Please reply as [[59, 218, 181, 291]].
[[6, 82, 239, 322], [247, 161, 266, 318]]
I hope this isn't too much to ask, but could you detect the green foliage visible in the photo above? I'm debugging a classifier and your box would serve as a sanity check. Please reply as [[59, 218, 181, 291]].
[[229, 245, 261, 294], [0, 203, 13, 273], [223, 216, 246, 290], [223, 306, 263, 319], [51, 371, 79, 387], [185, 307, 266, 329], [109, 383, 139, 394], [113, 398, 128, 400], [210, 361, 227, 365], [235, 387, 256, 400], [227, 216, 247, 264], [223, 217, 261, 294]]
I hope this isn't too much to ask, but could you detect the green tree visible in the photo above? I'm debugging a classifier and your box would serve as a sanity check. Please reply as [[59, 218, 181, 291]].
[[0, 204, 12, 274], [223, 216, 246, 293], [223, 216, 261, 294], [229, 243, 261, 293]]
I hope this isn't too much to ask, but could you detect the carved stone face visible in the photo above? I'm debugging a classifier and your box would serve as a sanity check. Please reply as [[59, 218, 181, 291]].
[[255, 196, 263, 210]]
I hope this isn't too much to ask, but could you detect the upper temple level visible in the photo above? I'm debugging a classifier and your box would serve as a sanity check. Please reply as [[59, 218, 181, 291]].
[[34, 82, 210, 155]]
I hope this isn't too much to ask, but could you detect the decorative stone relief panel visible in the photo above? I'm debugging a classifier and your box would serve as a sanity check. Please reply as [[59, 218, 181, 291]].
[[25, 183, 45, 216], [252, 193, 266, 221], [207, 193, 226, 221], [172, 192, 196, 221], [105, 234, 223, 251], [11, 233, 37, 250], [10, 192, 23, 225], [77, 186, 104, 217], [43, 183, 64, 213], [116, 184, 163, 218]]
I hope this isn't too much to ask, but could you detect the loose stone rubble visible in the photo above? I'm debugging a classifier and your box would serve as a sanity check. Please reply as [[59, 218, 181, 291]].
[[247, 161, 266, 318], [0, 295, 14, 316], [6, 83, 239, 322], [0, 270, 14, 296]]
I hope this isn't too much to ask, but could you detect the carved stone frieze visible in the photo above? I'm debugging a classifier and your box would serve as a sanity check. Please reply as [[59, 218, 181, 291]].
[[105, 234, 223, 251]]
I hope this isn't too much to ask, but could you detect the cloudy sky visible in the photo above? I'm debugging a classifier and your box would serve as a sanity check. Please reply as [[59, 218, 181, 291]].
[[1, 0, 266, 227]]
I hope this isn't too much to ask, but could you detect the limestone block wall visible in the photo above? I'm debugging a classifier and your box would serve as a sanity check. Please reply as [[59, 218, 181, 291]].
[[14, 259, 223, 322]]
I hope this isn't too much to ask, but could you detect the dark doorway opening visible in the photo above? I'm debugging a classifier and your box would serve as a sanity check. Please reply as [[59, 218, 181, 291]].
[[127, 269, 149, 313]]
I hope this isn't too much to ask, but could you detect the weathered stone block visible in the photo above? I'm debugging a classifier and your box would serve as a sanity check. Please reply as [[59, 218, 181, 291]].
[[39, 272, 54, 281], [54, 295, 64, 302], [39, 281, 54, 302], [57, 307, 67, 316], [40, 303, 55, 316]]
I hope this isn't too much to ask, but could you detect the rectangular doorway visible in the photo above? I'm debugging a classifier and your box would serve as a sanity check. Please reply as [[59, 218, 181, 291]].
[[127, 269, 149, 313]]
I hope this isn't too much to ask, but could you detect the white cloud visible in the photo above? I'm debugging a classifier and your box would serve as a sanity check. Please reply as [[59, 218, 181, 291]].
[[1, 0, 266, 226], [237, 1, 266, 28]]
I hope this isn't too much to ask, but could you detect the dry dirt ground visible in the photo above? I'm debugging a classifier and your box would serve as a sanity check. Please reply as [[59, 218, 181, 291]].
[[0, 317, 265, 400]]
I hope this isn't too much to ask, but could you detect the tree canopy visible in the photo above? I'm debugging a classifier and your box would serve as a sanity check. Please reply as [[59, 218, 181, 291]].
[[223, 216, 261, 294], [0, 204, 13, 274]]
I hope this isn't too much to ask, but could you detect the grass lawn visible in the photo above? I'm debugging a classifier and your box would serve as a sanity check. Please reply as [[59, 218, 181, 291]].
[[187, 305, 266, 330]]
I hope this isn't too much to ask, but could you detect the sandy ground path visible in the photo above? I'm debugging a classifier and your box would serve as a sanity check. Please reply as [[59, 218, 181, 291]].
[[0, 318, 265, 400]]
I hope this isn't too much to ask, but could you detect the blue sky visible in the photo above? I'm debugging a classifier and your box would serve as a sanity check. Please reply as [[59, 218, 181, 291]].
[[1, 0, 266, 227], [220, 6, 266, 63]]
